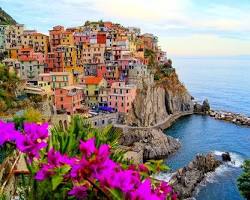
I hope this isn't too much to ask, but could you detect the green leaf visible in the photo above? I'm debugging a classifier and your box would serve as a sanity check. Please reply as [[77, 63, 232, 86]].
[[51, 175, 63, 191], [108, 189, 124, 200], [59, 165, 71, 175]]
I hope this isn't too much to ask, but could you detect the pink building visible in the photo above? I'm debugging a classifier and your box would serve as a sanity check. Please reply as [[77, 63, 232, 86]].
[[108, 81, 137, 113], [18, 47, 44, 64], [54, 85, 84, 114], [39, 73, 51, 82]]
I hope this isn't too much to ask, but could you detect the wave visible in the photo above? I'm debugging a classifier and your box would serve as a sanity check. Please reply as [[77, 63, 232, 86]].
[[193, 151, 245, 196], [213, 150, 244, 168]]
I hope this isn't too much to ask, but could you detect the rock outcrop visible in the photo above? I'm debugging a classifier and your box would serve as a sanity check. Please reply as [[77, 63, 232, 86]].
[[126, 72, 193, 127], [194, 99, 210, 114], [208, 110, 250, 126], [120, 128, 181, 163], [170, 153, 222, 199]]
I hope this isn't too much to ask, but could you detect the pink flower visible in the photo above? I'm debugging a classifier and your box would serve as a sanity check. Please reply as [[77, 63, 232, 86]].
[[130, 179, 159, 200], [68, 185, 88, 200], [15, 123, 49, 162], [35, 164, 54, 180], [79, 138, 96, 157], [154, 182, 173, 199], [24, 122, 49, 141], [35, 149, 73, 181], [0, 121, 20, 146]]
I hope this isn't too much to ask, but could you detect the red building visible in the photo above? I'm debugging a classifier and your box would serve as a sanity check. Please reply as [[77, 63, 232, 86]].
[[97, 32, 106, 44], [45, 46, 65, 72]]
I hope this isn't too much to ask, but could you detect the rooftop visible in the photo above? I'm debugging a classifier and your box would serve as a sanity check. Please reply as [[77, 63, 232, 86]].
[[83, 76, 103, 85]]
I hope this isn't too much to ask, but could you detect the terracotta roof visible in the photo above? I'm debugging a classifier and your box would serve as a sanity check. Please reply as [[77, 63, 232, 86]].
[[83, 76, 103, 85], [32, 32, 48, 37], [19, 47, 32, 51]]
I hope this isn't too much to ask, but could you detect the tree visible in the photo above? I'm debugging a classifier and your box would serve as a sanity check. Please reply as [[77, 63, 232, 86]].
[[237, 160, 250, 200], [23, 107, 43, 123]]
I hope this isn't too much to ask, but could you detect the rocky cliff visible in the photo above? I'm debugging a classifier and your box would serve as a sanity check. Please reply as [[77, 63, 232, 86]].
[[126, 72, 193, 127], [120, 128, 181, 163], [170, 153, 222, 199]]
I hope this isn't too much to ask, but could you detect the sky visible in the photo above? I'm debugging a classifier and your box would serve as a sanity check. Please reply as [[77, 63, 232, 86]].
[[1, 0, 250, 57]]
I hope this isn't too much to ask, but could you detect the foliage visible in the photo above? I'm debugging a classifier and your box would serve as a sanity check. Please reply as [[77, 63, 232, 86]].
[[0, 63, 21, 113], [23, 108, 43, 123], [0, 7, 17, 25], [144, 49, 157, 69], [0, 118, 176, 200], [237, 160, 250, 200]]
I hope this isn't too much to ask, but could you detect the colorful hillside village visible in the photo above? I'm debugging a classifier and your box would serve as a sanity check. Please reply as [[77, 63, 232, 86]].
[[0, 21, 168, 126]]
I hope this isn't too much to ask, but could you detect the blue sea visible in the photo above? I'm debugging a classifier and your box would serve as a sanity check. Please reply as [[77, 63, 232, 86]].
[[162, 57, 250, 200]]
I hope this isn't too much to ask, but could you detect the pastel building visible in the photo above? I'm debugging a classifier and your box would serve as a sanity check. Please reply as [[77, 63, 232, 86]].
[[31, 33, 49, 55], [108, 81, 137, 113], [54, 85, 85, 114], [19, 58, 44, 82], [61, 31, 74, 46], [17, 47, 45, 82], [81, 76, 107, 106], [21, 30, 35, 48], [50, 72, 74, 89], [5, 24, 24, 49], [39, 72, 74, 89], [82, 43, 105, 64]]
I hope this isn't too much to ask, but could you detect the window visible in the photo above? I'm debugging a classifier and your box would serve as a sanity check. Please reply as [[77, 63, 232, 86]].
[[121, 103, 123, 107], [102, 120, 105, 124], [127, 103, 129, 106], [60, 97, 63, 101]]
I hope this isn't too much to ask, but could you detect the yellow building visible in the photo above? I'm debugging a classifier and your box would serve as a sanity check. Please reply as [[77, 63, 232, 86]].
[[9, 48, 19, 59], [61, 31, 74, 46], [81, 76, 107, 106], [31, 33, 49, 55], [38, 81, 53, 95], [64, 45, 77, 67]]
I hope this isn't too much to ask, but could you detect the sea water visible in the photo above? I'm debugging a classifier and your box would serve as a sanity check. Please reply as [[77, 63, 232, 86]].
[[162, 57, 250, 200]]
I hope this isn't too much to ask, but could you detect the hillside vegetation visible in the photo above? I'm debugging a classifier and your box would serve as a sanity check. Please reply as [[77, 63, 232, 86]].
[[0, 7, 16, 25]]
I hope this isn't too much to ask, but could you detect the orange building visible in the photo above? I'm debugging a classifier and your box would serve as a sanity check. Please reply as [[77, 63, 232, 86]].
[[49, 25, 64, 50]]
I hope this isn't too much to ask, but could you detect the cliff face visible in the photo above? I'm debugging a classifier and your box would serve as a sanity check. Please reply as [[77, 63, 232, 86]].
[[126, 72, 193, 127], [120, 128, 181, 163]]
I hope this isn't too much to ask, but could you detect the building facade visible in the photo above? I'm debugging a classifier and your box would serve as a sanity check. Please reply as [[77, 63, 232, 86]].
[[108, 81, 137, 113]]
